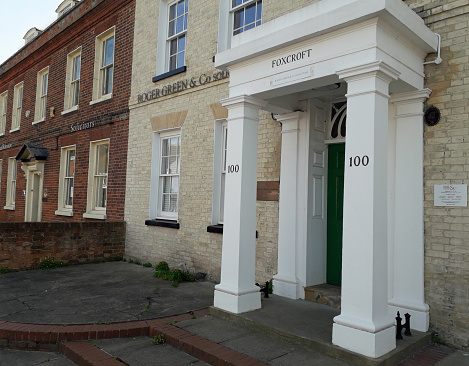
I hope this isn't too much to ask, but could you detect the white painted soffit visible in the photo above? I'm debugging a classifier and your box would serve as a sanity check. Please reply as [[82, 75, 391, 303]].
[[215, 0, 438, 69]]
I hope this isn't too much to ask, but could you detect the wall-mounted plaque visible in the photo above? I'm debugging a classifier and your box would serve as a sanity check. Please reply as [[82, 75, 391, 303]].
[[434, 184, 467, 207], [257, 181, 279, 201]]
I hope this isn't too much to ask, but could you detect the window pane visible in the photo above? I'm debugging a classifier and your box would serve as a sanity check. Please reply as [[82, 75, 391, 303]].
[[171, 177, 179, 193], [169, 4, 176, 20], [103, 36, 114, 66], [72, 81, 80, 106], [245, 3, 256, 25], [67, 150, 75, 177], [234, 10, 243, 31], [96, 144, 109, 175], [232, 0, 242, 7], [178, 36, 185, 53], [177, 0, 184, 16], [168, 20, 175, 37], [95, 176, 107, 208], [176, 14, 184, 34], [72, 55, 81, 80], [42, 73, 49, 96], [161, 156, 169, 174], [184, 14, 188, 30], [170, 195, 178, 212], [163, 176, 171, 193], [170, 38, 178, 54], [106, 66, 114, 94], [177, 52, 184, 69], [65, 178, 74, 206]]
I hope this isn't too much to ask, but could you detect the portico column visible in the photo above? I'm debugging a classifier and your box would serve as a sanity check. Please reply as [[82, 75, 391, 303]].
[[214, 95, 267, 314], [273, 112, 303, 299], [332, 61, 399, 358], [388, 90, 431, 332]]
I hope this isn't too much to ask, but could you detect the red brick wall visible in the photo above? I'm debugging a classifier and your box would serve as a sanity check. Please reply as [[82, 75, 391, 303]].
[[0, 0, 134, 222], [0, 222, 125, 270]]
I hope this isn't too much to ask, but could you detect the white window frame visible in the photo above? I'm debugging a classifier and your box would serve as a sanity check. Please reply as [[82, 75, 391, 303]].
[[63, 47, 81, 115], [90, 27, 115, 105], [211, 119, 227, 225], [155, 0, 188, 77], [0, 91, 7, 136], [217, 0, 262, 53], [0, 160, 2, 199], [55, 145, 76, 217], [34, 67, 49, 124], [10, 82, 23, 132], [149, 129, 181, 220], [4, 157, 16, 210], [83, 139, 109, 220], [231, 0, 262, 36]]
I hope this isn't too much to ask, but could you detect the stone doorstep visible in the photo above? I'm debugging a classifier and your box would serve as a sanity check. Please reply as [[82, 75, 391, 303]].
[[304, 283, 342, 309]]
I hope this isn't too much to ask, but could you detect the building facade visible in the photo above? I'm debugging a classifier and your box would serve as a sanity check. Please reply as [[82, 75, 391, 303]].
[[126, 0, 468, 357], [0, 0, 135, 223]]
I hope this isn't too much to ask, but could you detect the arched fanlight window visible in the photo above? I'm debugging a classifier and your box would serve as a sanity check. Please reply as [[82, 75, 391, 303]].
[[330, 101, 347, 139]]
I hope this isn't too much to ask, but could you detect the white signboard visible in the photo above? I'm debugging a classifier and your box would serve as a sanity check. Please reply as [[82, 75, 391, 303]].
[[434, 184, 467, 207], [271, 66, 313, 87]]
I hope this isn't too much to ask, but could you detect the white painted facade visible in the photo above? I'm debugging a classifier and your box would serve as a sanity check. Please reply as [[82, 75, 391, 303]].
[[214, 0, 438, 358]]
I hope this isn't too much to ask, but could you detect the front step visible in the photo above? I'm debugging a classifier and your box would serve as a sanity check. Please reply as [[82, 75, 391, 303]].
[[304, 283, 341, 309]]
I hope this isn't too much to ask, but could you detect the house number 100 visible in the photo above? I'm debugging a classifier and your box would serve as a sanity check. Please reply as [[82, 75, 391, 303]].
[[349, 155, 370, 167], [228, 164, 240, 173]]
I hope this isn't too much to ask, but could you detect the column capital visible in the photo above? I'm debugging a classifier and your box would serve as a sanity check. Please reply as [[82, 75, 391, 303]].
[[275, 111, 304, 133], [337, 61, 400, 83], [220, 95, 268, 110], [390, 88, 432, 104], [391, 89, 432, 118]]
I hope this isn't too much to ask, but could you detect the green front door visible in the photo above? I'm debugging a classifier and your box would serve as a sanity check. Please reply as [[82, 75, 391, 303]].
[[327, 143, 345, 286]]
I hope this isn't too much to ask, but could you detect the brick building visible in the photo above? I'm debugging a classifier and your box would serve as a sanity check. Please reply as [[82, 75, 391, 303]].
[[0, 0, 135, 223]]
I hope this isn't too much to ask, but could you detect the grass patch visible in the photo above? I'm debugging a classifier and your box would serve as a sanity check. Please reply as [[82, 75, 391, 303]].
[[154, 261, 195, 287], [35, 257, 67, 270], [0, 268, 10, 274]]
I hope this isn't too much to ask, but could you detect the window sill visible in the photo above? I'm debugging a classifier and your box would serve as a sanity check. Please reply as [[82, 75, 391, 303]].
[[4, 204, 15, 211], [32, 118, 45, 125], [145, 219, 180, 229], [55, 209, 74, 217], [89, 93, 112, 106], [207, 224, 223, 234], [207, 224, 258, 238], [83, 211, 107, 220], [152, 66, 187, 83], [62, 105, 79, 115], [9, 127, 20, 133]]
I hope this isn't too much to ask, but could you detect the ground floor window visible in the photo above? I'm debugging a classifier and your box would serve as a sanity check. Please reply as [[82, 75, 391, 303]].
[[56, 146, 76, 216], [149, 130, 181, 221], [4, 157, 16, 210], [83, 139, 109, 220]]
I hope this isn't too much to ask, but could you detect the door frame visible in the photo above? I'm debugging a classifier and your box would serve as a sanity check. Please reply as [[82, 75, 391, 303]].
[[21, 161, 46, 222]]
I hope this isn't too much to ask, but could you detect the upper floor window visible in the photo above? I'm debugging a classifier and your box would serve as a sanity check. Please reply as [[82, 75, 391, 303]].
[[11, 82, 23, 132], [0, 91, 7, 135], [168, 0, 188, 71], [231, 0, 262, 35], [34, 67, 49, 123], [63, 48, 81, 113], [91, 28, 115, 104]]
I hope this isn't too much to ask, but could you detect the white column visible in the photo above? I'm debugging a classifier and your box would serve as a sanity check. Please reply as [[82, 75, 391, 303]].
[[214, 95, 267, 314], [273, 112, 303, 299], [332, 61, 400, 358], [388, 90, 431, 332]]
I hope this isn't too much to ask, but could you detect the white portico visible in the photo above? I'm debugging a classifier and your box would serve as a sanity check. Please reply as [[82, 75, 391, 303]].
[[214, 0, 437, 358]]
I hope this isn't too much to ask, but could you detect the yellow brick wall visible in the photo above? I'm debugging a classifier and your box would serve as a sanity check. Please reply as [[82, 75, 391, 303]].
[[404, 0, 469, 349], [126, 0, 283, 283]]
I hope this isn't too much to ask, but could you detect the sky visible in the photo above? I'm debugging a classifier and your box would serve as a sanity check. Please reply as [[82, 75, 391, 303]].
[[0, 0, 60, 64]]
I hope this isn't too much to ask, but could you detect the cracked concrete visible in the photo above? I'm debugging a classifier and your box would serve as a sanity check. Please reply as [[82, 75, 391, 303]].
[[0, 261, 215, 325]]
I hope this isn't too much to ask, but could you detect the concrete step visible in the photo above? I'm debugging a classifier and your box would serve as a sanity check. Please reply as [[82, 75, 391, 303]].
[[304, 283, 342, 309]]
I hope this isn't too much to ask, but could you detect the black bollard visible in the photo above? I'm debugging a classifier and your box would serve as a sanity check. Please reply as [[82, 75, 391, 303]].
[[396, 311, 403, 340], [404, 313, 412, 336]]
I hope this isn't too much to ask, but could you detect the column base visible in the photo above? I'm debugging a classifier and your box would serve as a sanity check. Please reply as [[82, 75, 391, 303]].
[[388, 299, 429, 332], [272, 276, 303, 299], [214, 286, 261, 314], [332, 321, 396, 358]]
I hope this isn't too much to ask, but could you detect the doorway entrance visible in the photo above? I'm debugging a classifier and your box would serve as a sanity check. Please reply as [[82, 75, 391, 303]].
[[326, 143, 345, 286]]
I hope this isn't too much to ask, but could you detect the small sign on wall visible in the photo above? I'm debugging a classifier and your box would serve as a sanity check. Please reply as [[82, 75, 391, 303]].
[[434, 184, 468, 207], [257, 181, 279, 201]]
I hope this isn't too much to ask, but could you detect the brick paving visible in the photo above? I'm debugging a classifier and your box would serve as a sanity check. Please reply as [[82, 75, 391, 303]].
[[397, 343, 455, 366]]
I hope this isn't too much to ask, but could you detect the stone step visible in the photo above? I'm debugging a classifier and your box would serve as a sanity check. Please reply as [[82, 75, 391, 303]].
[[304, 283, 341, 309]]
